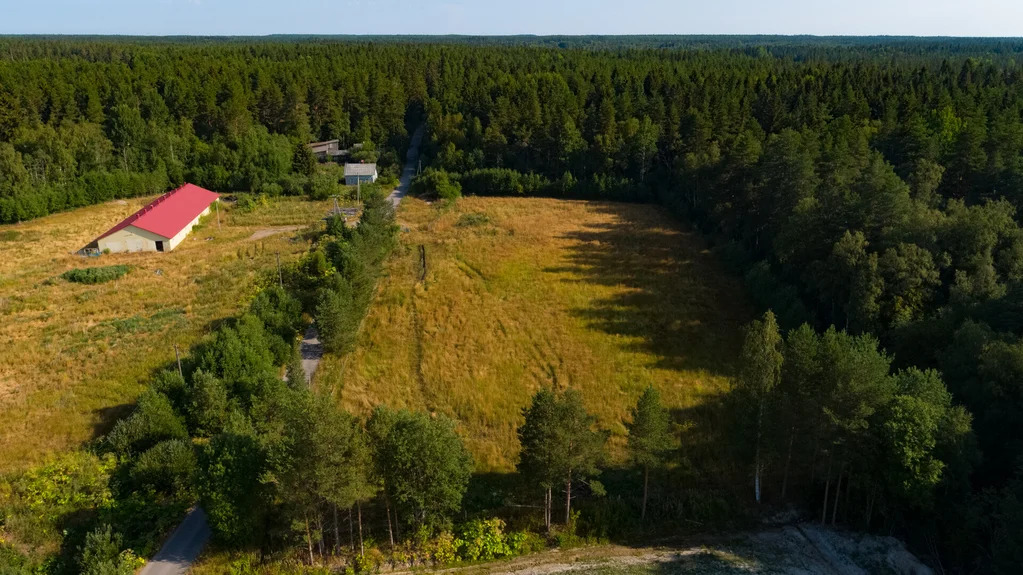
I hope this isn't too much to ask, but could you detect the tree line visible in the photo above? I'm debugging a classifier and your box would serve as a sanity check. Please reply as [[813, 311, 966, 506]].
[[3, 36, 1023, 572], [407, 41, 1023, 573]]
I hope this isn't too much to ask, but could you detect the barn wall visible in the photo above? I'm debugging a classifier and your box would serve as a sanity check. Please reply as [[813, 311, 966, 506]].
[[98, 226, 167, 253], [166, 205, 212, 250], [95, 200, 215, 254]]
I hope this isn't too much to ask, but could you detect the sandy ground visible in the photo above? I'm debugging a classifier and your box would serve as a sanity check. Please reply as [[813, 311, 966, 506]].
[[247, 225, 303, 241], [394, 524, 933, 575]]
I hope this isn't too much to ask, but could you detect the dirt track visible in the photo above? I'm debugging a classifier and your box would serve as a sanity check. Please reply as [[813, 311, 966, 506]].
[[247, 225, 302, 241]]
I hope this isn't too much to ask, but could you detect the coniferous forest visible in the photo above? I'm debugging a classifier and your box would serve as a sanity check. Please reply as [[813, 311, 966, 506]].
[[3, 36, 1023, 573]]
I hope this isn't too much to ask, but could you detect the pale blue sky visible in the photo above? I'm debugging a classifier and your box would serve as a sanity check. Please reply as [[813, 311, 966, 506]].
[[0, 0, 1019, 37]]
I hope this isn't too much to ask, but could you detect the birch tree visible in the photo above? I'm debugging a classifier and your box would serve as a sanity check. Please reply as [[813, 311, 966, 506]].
[[735, 311, 783, 504]]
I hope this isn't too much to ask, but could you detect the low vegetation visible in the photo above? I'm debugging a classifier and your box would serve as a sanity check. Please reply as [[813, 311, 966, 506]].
[[319, 196, 754, 470], [60, 265, 130, 284], [0, 192, 398, 574], [0, 195, 331, 471]]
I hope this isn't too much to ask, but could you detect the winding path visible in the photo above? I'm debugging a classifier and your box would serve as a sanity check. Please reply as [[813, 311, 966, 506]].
[[139, 125, 424, 574], [138, 508, 211, 575]]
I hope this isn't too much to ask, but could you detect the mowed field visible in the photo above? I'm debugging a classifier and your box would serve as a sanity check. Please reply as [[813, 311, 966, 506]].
[[316, 197, 755, 471], [0, 196, 333, 472]]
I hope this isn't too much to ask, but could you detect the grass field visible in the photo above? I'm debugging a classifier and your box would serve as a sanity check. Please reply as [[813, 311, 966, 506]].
[[0, 195, 335, 472], [316, 197, 755, 471]]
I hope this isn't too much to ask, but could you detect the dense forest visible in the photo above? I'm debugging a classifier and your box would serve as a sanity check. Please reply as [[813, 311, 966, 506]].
[[2, 36, 1023, 573]]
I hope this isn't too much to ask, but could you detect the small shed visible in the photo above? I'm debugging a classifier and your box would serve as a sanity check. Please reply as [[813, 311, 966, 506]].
[[308, 139, 342, 160], [83, 184, 219, 254], [344, 163, 378, 186]]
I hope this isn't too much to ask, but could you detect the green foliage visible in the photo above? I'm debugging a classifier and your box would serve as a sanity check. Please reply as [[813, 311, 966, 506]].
[[518, 388, 608, 527], [9, 34, 1023, 571], [369, 408, 474, 532], [626, 387, 674, 519], [129, 439, 197, 495], [457, 518, 512, 562], [78, 525, 143, 575], [733, 311, 782, 503], [197, 428, 265, 546], [315, 280, 359, 354], [411, 168, 461, 200], [61, 265, 130, 285], [2, 452, 115, 550], [627, 387, 673, 470], [187, 370, 229, 437], [106, 390, 188, 457]]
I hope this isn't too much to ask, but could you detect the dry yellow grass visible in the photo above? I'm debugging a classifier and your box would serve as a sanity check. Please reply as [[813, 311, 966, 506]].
[[316, 197, 754, 472], [0, 196, 334, 472]]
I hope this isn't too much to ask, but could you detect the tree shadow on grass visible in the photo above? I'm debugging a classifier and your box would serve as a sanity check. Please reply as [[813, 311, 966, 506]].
[[89, 403, 135, 440], [543, 203, 753, 377]]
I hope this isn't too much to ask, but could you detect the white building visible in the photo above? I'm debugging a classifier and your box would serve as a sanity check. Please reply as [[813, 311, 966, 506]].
[[86, 183, 219, 253], [344, 163, 378, 186]]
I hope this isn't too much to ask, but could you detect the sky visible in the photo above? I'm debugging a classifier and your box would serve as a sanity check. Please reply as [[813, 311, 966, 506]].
[[0, 0, 1020, 37]]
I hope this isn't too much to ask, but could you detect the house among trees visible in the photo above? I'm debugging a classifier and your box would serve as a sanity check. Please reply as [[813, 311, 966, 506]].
[[344, 163, 378, 185], [83, 183, 219, 254], [308, 139, 342, 160]]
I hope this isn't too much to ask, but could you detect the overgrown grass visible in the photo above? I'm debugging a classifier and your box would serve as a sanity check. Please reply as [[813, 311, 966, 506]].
[[455, 212, 493, 228], [0, 195, 332, 473], [60, 265, 130, 284], [317, 197, 754, 471]]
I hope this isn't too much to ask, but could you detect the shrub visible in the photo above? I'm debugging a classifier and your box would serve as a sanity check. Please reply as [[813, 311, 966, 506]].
[[187, 370, 228, 437], [411, 169, 461, 200], [6, 452, 115, 546], [61, 265, 130, 284], [129, 439, 196, 494], [315, 280, 359, 354], [455, 212, 492, 228], [79, 525, 143, 575], [106, 390, 188, 456], [457, 518, 511, 562]]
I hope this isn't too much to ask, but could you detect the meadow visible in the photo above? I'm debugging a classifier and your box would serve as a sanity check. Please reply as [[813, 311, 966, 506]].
[[317, 197, 755, 471], [0, 195, 334, 472]]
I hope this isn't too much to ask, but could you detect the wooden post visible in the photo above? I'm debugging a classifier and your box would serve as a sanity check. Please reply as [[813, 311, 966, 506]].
[[419, 245, 427, 281], [174, 345, 183, 379], [276, 252, 283, 289]]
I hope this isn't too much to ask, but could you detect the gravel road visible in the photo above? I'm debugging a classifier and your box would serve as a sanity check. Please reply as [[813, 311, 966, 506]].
[[139, 125, 425, 573]]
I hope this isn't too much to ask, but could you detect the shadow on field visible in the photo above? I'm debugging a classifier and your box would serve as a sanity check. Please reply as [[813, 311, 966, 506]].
[[544, 203, 751, 376], [90, 403, 135, 439]]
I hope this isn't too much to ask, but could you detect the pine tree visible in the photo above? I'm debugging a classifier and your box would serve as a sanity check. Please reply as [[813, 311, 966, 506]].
[[518, 388, 607, 529], [626, 386, 674, 522]]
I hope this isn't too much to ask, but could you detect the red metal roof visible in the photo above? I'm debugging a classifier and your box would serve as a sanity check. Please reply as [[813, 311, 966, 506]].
[[96, 183, 219, 241]]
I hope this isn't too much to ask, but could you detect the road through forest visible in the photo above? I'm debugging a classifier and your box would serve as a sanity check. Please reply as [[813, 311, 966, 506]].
[[139, 126, 424, 575]]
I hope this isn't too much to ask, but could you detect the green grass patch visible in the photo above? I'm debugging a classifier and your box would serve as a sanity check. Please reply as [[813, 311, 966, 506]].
[[61, 265, 131, 284]]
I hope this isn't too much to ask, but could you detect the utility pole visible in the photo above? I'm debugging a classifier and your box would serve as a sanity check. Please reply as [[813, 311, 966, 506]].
[[215, 199, 221, 229], [276, 252, 283, 288], [174, 345, 183, 379], [357, 178, 361, 203]]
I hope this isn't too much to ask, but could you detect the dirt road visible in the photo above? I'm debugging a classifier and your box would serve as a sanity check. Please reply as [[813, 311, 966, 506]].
[[138, 508, 211, 575], [140, 125, 425, 573], [388, 124, 425, 207]]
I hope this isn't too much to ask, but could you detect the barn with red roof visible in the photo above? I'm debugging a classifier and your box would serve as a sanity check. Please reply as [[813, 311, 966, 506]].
[[85, 184, 219, 254]]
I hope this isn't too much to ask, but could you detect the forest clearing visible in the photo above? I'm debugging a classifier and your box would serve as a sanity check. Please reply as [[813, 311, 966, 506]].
[[317, 196, 755, 471], [0, 196, 332, 471]]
